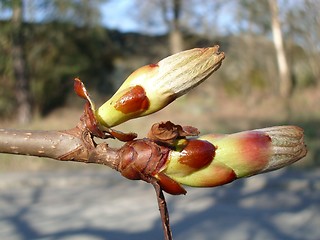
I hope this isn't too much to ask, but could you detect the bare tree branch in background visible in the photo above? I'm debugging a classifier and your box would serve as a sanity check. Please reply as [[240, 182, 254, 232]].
[[167, 0, 184, 53], [268, 0, 292, 98], [286, 0, 320, 86], [131, 0, 185, 54]]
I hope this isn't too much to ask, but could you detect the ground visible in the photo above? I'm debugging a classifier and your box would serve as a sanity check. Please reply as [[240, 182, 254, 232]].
[[0, 168, 319, 240]]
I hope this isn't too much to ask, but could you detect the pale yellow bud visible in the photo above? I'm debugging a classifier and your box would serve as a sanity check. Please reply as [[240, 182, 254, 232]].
[[96, 46, 225, 127]]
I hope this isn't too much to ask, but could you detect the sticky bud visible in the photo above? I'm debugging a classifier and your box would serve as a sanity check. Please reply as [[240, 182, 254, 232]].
[[162, 126, 307, 188], [96, 46, 225, 127]]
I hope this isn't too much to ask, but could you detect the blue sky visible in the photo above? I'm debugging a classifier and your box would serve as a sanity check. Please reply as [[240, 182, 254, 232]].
[[98, 0, 305, 35], [0, 0, 294, 36], [100, 0, 168, 34], [100, 0, 139, 32], [99, 0, 236, 35], [0, 0, 248, 35]]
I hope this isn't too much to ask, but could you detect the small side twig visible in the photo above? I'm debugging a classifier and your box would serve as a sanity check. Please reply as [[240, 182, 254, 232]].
[[151, 179, 173, 240]]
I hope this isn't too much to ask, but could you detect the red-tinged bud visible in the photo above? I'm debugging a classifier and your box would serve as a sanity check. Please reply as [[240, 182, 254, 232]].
[[161, 126, 307, 189], [200, 126, 307, 178], [96, 46, 225, 127], [115, 126, 306, 194], [208, 131, 272, 177]]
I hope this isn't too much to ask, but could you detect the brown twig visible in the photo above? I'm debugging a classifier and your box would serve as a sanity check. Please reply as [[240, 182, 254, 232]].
[[0, 127, 89, 161], [151, 179, 173, 240], [0, 121, 120, 169]]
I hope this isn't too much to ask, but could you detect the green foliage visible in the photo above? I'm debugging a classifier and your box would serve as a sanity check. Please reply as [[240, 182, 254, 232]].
[[0, 20, 115, 116], [0, 21, 15, 117], [26, 22, 115, 115]]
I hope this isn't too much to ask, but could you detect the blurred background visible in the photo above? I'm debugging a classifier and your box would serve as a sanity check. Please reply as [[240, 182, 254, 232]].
[[0, 0, 319, 239]]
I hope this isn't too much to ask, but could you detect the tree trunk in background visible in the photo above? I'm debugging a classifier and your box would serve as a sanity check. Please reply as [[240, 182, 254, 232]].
[[169, 25, 184, 54], [303, 1, 320, 86], [169, 0, 184, 54], [268, 0, 292, 98], [11, 0, 32, 124]]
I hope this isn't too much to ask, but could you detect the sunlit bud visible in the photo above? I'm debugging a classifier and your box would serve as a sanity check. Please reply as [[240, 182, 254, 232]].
[[96, 46, 225, 127], [160, 126, 307, 190]]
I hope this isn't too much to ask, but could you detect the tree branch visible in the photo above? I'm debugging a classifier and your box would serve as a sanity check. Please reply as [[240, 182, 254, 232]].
[[0, 127, 87, 160], [0, 122, 120, 170]]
